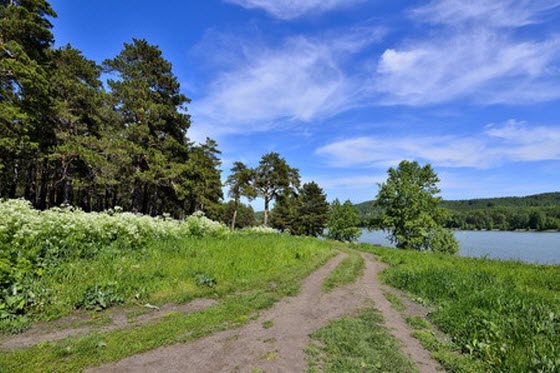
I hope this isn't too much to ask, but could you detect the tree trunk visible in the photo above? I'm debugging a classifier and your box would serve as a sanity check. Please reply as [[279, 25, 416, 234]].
[[8, 159, 19, 198], [231, 209, 238, 230], [264, 196, 270, 226]]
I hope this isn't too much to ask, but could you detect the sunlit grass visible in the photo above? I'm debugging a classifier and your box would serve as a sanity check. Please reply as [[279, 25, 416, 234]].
[[306, 309, 417, 372], [0, 234, 335, 372], [357, 243, 560, 372], [322, 251, 364, 292], [26, 234, 334, 322]]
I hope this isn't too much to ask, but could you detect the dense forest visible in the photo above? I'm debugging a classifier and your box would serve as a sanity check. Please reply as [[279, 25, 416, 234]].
[[1, 0, 222, 218], [356, 192, 560, 231]]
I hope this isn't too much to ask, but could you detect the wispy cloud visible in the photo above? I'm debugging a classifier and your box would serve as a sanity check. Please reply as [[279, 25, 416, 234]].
[[316, 120, 560, 169], [224, 0, 363, 20], [306, 175, 385, 189], [413, 0, 560, 28], [190, 29, 383, 138], [375, 0, 560, 105]]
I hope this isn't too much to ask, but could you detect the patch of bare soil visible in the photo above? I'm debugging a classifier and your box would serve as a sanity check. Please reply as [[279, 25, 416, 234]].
[[88, 252, 442, 373], [0, 298, 217, 350]]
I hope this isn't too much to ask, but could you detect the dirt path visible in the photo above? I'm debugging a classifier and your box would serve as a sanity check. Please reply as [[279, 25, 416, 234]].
[[88, 251, 441, 373], [360, 253, 440, 373], [1, 299, 217, 350]]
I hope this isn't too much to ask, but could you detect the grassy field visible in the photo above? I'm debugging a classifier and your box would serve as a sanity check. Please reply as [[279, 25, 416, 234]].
[[357, 243, 560, 372], [29, 234, 332, 321], [306, 308, 417, 372], [0, 234, 335, 372]]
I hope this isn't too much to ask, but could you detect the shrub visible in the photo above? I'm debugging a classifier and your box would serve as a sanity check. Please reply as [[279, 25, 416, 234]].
[[0, 199, 229, 321], [425, 227, 459, 254]]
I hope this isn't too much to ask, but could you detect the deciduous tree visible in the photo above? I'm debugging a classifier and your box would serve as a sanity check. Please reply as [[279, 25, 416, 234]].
[[326, 199, 361, 242], [376, 160, 458, 253]]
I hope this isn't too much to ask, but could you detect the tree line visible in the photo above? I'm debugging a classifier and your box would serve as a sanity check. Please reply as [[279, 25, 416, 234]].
[[225, 152, 361, 240], [1, 0, 222, 218], [356, 192, 560, 231]]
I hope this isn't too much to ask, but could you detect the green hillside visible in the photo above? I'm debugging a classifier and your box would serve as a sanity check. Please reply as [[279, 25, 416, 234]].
[[356, 192, 560, 231]]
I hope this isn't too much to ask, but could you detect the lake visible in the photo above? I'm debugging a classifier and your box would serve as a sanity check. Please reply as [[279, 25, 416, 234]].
[[359, 230, 560, 265]]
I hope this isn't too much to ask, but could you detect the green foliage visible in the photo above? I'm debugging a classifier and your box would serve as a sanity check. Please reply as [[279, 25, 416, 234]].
[[425, 227, 459, 254], [225, 162, 256, 229], [375, 160, 451, 251], [77, 283, 124, 311], [326, 199, 361, 242], [0, 235, 334, 372], [254, 152, 300, 226], [271, 182, 329, 237], [306, 309, 417, 372], [355, 192, 560, 231], [194, 273, 217, 288], [220, 201, 256, 229], [1, 2, 224, 219], [0, 199, 228, 325], [359, 244, 560, 372], [293, 182, 330, 237]]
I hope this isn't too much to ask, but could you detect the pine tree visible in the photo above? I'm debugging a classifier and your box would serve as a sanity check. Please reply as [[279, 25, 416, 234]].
[[254, 152, 300, 226], [0, 0, 56, 198], [103, 38, 193, 215], [226, 161, 256, 229], [293, 182, 329, 237]]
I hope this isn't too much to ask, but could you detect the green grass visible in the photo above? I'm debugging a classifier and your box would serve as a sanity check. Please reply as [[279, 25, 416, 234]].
[[0, 234, 335, 372], [306, 308, 417, 372], [383, 290, 406, 312], [406, 316, 430, 330], [322, 252, 364, 291], [6, 234, 332, 327], [411, 329, 487, 372], [357, 243, 560, 372]]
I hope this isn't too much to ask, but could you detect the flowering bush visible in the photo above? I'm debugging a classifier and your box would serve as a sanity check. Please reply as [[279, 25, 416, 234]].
[[240, 226, 278, 234], [0, 199, 229, 322]]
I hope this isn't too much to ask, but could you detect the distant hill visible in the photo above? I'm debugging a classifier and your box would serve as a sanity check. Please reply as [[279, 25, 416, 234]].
[[355, 192, 560, 231]]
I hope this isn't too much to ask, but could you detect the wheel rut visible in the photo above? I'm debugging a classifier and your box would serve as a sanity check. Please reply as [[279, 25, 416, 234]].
[[86, 251, 441, 372]]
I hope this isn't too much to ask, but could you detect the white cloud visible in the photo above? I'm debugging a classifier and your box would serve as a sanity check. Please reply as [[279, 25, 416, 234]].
[[316, 121, 560, 169], [307, 175, 385, 189], [191, 30, 382, 138], [375, 0, 560, 105], [413, 0, 560, 28], [224, 0, 363, 20], [376, 31, 560, 105]]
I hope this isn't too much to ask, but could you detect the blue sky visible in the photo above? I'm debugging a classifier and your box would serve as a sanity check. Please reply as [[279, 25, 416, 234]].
[[50, 0, 560, 206]]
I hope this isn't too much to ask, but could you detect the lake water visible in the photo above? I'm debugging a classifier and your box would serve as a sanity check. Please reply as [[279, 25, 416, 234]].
[[359, 230, 560, 265]]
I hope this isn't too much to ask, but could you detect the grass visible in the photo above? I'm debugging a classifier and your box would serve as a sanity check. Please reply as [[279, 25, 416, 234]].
[[322, 251, 364, 291], [0, 234, 335, 372], [5, 234, 332, 329], [356, 243, 560, 372], [306, 308, 417, 372], [382, 290, 406, 312]]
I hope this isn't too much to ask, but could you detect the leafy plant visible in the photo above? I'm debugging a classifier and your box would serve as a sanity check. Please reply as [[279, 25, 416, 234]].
[[195, 273, 217, 288], [76, 283, 124, 311]]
